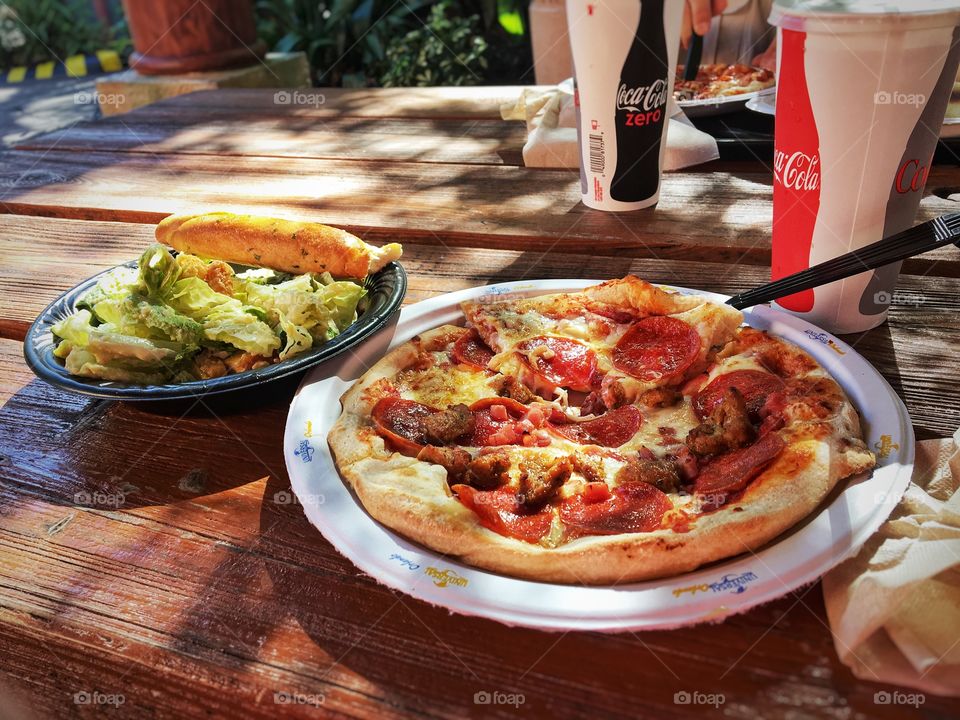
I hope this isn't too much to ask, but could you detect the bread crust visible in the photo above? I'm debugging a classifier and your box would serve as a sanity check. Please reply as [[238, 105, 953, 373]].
[[328, 314, 875, 585], [156, 212, 402, 280]]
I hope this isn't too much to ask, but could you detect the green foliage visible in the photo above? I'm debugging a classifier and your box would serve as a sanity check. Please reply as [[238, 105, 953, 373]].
[[256, 0, 533, 86], [256, 0, 433, 86], [0, 0, 129, 68], [380, 2, 487, 87]]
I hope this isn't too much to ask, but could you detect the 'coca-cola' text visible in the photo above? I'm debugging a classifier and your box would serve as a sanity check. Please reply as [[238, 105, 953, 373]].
[[616, 79, 668, 113], [894, 158, 929, 194], [774, 150, 820, 191]]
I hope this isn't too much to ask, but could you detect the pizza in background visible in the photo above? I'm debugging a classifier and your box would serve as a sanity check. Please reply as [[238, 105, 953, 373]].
[[675, 63, 775, 101]]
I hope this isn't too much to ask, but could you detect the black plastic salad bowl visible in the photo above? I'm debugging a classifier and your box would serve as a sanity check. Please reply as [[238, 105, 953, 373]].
[[23, 259, 407, 401]]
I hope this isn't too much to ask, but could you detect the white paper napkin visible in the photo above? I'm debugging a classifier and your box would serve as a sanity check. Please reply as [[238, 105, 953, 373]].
[[500, 81, 720, 170], [822, 428, 960, 697]]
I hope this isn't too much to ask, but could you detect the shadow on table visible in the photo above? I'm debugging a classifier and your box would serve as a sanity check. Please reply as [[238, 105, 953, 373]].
[[254, 468, 925, 719], [0, 372, 300, 510]]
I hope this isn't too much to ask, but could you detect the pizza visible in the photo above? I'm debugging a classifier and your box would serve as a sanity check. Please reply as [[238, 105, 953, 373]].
[[328, 277, 875, 584], [674, 63, 775, 101]]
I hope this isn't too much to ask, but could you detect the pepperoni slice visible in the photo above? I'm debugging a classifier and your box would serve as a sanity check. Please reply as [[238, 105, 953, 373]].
[[452, 329, 494, 370], [516, 336, 598, 391], [550, 405, 642, 448], [693, 369, 785, 421], [613, 316, 701, 382], [693, 432, 786, 504], [452, 484, 553, 543], [560, 482, 671, 536], [371, 397, 435, 455]]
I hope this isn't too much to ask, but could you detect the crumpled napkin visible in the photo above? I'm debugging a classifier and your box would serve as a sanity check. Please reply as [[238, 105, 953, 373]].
[[500, 80, 719, 170], [823, 428, 960, 696]]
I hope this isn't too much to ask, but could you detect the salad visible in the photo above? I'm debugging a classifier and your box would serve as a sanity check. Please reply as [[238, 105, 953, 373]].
[[51, 244, 367, 385]]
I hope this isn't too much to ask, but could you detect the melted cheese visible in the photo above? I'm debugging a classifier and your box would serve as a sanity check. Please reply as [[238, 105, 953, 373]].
[[398, 362, 496, 408], [614, 403, 700, 457]]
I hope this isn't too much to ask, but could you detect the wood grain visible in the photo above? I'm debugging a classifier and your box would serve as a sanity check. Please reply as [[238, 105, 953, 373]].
[[16, 116, 527, 166], [136, 86, 525, 119], [2, 85, 960, 719], [0, 339, 30, 408], [1, 215, 956, 436], [2, 151, 959, 274], [0, 331, 957, 720]]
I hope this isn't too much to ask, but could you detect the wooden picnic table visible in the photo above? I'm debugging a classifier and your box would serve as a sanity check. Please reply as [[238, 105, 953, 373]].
[[0, 87, 958, 719]]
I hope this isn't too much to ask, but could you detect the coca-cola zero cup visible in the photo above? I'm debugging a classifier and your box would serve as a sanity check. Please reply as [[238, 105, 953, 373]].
[[771, 0, 960, 334], [567, 0, 684, 211]]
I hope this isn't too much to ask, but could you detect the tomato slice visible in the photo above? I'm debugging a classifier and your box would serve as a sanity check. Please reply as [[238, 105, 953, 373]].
[[452, 329, 495, 370], [550, 405, 643, 448], [613, 316, 700, 382], [516, 336, 598, 391], [693, 369, 785, 421], [560, 482, 671, 536], [453, 484, 554, 543]]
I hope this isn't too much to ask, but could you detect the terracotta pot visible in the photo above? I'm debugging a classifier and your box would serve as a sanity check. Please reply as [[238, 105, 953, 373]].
[[121, 0, 266, 75]]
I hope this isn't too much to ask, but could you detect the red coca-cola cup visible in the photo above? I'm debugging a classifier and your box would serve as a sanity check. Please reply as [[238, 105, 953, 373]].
[[770, 0, 960, 334]]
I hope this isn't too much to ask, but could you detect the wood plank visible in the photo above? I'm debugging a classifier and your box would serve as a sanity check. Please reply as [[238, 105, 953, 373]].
[[2, 150, 959, 275], [16, 116, 526, 166], [0, 338, 30, 408], [131, 86, 526, 120], [2, 240, 959, 717], [1, 218, 956, 436], [5, 477, 952, 719], [0, 309, 958, 718]]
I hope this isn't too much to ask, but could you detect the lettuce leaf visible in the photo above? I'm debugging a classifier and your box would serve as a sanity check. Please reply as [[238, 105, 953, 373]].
[[165, 277, 280, 356], [77, 266, 140, 311], [137, 244, 181, 298], [234, 275, 365, 355], [52, 309, 187, 382], [63, 348, 174, 385], [91, 295, 204, 346]]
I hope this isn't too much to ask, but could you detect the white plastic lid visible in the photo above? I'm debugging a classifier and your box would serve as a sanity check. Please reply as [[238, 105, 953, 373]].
[[771, 1, 960, 31], [775, 0, 960, 13]]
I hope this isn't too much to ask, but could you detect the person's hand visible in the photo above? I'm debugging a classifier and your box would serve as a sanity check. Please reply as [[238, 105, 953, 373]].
[[752, 36, 777, 72], [681, 0, 728, 48]]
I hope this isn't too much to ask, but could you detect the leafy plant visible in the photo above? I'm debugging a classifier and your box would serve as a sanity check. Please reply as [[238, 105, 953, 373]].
[[0, 0, 129, 68], [256, 0, 532, 86], [256, 0, 433, 86], [380, 1, 487, 87]]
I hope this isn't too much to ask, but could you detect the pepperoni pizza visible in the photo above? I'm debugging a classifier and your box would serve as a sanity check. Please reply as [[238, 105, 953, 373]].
[[674, 63, 775, 101], [328, 277, 875, 584]]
